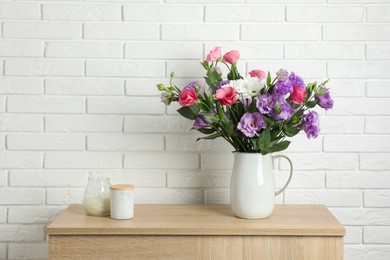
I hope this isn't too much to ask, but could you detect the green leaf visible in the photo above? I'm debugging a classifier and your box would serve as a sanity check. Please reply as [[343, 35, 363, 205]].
[[305, 100, 317, 108], [203, 113, 220, 123], [318, 79, 330, 88], [196, 132, 222, 141], [197, 128, 215, 135], [269, 140, 291, 153], [259, 128, 271, 150], [177, 105, 200, 120], [283, 125, 300, 137], [216, 103, 225, 119], [266, 71, 272, 86], [263, 116, 274, 127]]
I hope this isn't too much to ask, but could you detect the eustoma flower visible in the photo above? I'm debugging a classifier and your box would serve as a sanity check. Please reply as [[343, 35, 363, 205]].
[[179, 88, 198, 106], [215, 86, 238, 106], [237, 112, 266, 137], [206, 47, 221, 62], [249, 69, 266, 80], [315, 88, 334, 110], [223, 50, 240, 64], [302, 111, 320, 139], [290, 85, 307, 104]]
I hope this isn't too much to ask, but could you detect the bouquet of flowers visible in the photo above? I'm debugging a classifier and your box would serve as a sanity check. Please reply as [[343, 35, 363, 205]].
[[157, 47, 333, 155]]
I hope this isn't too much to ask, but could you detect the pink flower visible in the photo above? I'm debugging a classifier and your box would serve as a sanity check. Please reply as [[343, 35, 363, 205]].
[[290, 85, 307, 104], [223, 50, 240, 64], [179, 88, 198, 106], [215, 86, 239, 106], [206, 47, 222, 62], [249, 69, 266, 80]]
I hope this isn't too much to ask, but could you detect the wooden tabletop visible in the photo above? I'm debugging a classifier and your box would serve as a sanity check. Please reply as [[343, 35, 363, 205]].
[[47, 204, 345, 237]]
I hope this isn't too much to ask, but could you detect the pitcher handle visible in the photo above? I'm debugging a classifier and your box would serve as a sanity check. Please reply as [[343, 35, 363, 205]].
[[272, 155, 293, 196]]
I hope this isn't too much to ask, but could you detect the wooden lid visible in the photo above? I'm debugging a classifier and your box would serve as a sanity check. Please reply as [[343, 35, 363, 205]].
[[110, 184, 135, 190]]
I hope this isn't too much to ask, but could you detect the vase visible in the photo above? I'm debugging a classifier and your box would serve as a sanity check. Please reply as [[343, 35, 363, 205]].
[[230, 152, 293, 219], [82, 174, 111, 216]]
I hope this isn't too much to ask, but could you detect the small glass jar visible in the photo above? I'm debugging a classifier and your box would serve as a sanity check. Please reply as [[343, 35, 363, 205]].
[[82, 174, 111, 216]]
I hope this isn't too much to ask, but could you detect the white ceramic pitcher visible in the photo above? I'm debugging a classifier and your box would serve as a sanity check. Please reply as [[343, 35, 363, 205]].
[[230, 152, 293, 219]]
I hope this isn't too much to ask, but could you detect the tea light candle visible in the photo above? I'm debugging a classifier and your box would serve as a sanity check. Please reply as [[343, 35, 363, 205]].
[[110, 184, 135, 220]]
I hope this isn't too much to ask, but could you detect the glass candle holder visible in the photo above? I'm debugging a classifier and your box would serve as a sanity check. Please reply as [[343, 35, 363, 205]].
[[82, 174, 111, 216]]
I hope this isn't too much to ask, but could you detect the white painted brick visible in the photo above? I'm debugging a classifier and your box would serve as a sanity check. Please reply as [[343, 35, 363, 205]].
[[329, 62, 390, 79], [330, 80, 365, 97], [7, 96, 84, 114], [123, 5, 203, 22], [84, 23, 159, 40], [285, 43, 364, 60], [360, 153, 390, 170], [0, 207, 6, 223], [88, 134, 164, 151], [88, 0, 163, 2], [345, 245, 390, 260], [126, 78, 185, 96], [275, 170, 325, 189], [367, 6, 390, 22], [204, 42, 283, 59], [167, 170, 230, 188], [201, 153, 234, 170], [167, 60, 213, 78], [7, 133, 85, 151], [344, 226, 362, 244], [45, 152, 122, 169], [365, 190, 390, 207], [248, 61, 326, 78], [280, 153, 357, 170], [0, 77, 43, 94], [124, 153, 199, 169], [166, 134, 232, 152], [8, 243, 48, 260], [86, 60, 164, 77], [125, 42, 202, 59], [124, 116, 192, 133], [330, 207, 390, 225], [327, 171, 390, 189], [166, 0, 242, 2], [3, 22, 81, 39], [0, 188, 44, 205], [287, 6, 363, 22], [0, 40, 42, 57], [9, 170, 87, 187], [5, 59, 84, 77], [367, 44, 390, 60], [287, 134, 322, 152], [0, 225, 45, 242], [162, 24, 239, 41], [331, 98, 390, 116], [43, 3, 121, 20], [46, 188, 84, 205], [206, 5, 284, 22], [366, 117, 390, 133], [323, 25, 390, 41], [247, 0, 322, 2], [366, 81, 390, 97], [241, 24, 319, 41], [324, 136, 390, 152], [0, 3, 40, 19], [321, 116, 364, 134], [9, 206, 64, 224], [205, 189, 230, 204], [0, 171, 6, 187], [88, 97, 164, 114], [284, 189, 362, 207], [45, 115, 122, 133], [0, 98, 5, 113], [46, 41, 122, 58], [328, 0, 390, 2], [135, 188, 204, 204], [0, 115, 42, 132], [90, 170, 166, 187], [0, 152, 42, 168], [365, 226, 390, 244], [0, 244, 5, 260], [45, 78, 123, 95]]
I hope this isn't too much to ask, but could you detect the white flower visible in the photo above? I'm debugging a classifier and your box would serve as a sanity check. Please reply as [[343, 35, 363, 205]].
[[224, 77, 265, 99]]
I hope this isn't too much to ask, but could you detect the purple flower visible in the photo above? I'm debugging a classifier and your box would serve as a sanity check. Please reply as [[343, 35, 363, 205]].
[[237, 112, 266, 137], [315, 88, 334, 110], [302, 111, 320, 139], [276, 69, 289, 82], [275, 72, 305, 95], [184, 81, 200, 90], [256, 93, 274, 114], [271, 97, 294, 121], [216, 80, 230, 89], [192, 115, 209, 129]]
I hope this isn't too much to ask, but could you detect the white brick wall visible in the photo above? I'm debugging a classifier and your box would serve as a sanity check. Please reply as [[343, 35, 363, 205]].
[[0, 1, 389, 259]]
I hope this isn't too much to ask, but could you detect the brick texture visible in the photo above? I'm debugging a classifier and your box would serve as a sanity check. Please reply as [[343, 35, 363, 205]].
[[0, 1, 389, 259]]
